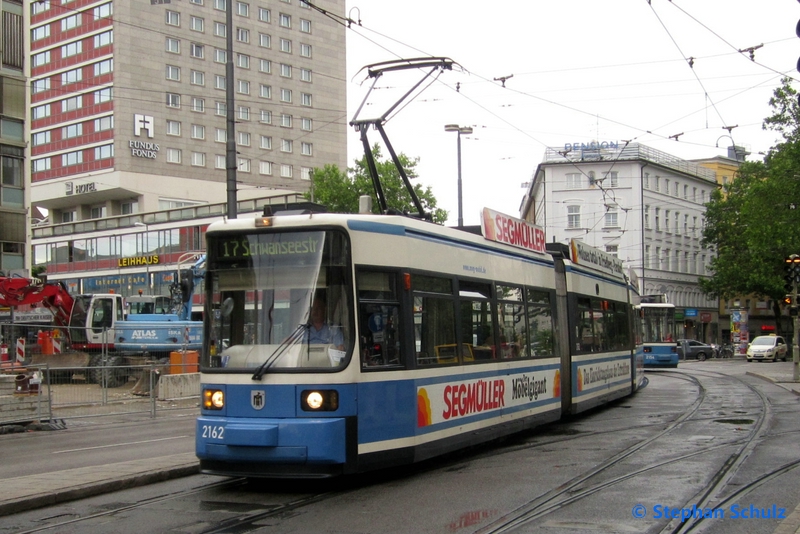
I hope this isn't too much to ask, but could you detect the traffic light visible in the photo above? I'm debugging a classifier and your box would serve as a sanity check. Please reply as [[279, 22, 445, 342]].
[[784, 294, 793, 306], [784, 255, 800, 290]]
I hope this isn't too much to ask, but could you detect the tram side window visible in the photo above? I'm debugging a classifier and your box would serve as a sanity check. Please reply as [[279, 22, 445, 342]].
[[458, 281, 493, 361], [577, 297, 600, 353], [608, 302, 632, 351], [496, 284, 526, 359], [575, 296, 629, 354], [526, 289, 554, 357], [357, 271, 403, 369], [413, 275, 456, 366]]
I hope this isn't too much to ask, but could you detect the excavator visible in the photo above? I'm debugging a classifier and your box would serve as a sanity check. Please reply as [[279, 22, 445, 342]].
[[0, 255, 204, 386]]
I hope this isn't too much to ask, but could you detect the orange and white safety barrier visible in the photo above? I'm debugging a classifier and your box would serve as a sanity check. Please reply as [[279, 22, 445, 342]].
[[16, 338, 25, 363]]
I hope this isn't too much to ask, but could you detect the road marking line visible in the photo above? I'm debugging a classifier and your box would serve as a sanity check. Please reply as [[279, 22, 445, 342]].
[[53, 436, 190, 454]]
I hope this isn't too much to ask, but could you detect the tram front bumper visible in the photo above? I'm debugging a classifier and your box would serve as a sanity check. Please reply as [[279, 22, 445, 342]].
[[196, 416, 347, 465]]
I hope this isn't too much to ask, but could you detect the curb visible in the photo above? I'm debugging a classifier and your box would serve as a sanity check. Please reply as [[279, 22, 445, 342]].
[[746, 371, 800, 397], [0, 459, 199, 517]]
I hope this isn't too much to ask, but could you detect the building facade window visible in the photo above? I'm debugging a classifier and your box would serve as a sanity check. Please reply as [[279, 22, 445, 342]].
[[94, 144, 113, 160], [166, 10, 180, 26], [191, 70, 205, 86], [565, 173, 581, 189], [567, 205, 580, 228], [94, 59, 113, 76], [166, 65, 180, 81], [166, 148, 182, 163], [62, 40, 82, 57], [604, 208, 618, 228], [166, 120, 181, 136], [62, 150, 83, 166], [0, 148, 24, 208], [63, 123, 82, 138], [166, 37, 180, 53]]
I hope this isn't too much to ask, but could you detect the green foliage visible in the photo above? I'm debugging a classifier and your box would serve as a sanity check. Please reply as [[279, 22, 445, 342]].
[[700, 77, 800, 303], [303, 144, 448, 224]]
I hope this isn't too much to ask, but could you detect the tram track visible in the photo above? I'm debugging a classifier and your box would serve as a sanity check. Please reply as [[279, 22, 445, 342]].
[[661, 367, 775, 534], [472, 367, 780, 534], [10, 478, 246, 534]]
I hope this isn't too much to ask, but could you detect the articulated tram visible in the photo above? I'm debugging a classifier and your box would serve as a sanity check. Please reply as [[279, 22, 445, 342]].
[[195, 207, 645, 478], [636, 297, 679, 368]]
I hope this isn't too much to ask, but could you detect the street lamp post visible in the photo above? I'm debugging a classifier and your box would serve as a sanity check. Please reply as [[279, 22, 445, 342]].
[[134, 222, 151, 292], [444, 124, 473, 227]]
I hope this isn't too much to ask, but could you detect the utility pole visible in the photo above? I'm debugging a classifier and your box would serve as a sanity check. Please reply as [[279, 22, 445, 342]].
[[783, 255, 800, 381], [225, 0, 237, 219]]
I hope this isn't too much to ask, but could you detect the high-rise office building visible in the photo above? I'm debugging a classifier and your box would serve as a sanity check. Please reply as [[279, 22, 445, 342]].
[[28, 0, 346, 224], [0, 0, 26, 273]]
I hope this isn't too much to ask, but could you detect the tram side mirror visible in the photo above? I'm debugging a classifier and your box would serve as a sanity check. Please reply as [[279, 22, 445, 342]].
[[220, 297, 235, 318]]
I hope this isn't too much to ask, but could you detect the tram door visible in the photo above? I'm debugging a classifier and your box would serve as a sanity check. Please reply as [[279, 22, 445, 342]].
[[548, 252, 572, 415]]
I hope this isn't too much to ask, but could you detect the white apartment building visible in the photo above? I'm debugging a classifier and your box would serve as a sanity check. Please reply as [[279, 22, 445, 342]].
[[520, 142, 720, 342]]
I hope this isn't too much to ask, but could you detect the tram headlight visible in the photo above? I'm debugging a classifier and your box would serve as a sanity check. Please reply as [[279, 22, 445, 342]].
[[301, 389, 339, 412], [203, 388, 225, 410]]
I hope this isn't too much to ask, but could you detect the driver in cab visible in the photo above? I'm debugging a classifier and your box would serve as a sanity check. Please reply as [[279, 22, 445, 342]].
[[305, 297, 345, 350]]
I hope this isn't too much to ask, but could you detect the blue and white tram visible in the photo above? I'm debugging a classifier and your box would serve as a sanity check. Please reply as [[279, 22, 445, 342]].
[[636, 300, 679, 368], [195, 208, 643, 478]]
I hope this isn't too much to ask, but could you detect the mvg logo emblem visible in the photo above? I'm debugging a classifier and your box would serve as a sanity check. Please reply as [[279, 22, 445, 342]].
[[251, 390, 265, 410]]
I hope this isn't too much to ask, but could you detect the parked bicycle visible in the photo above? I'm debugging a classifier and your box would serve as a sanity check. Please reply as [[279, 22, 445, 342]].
[[718, 344, 734, 359]]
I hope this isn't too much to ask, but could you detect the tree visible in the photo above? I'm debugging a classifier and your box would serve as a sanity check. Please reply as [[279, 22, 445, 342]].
[[304, 144, 448, 224], [700, 77, 800, 324]]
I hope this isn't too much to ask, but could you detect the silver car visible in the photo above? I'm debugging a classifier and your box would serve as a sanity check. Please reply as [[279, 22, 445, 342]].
[[746, 336, 788, 362]]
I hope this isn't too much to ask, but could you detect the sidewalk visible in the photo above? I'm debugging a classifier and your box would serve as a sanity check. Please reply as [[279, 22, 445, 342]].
[[745, 360, 800, 396], [0, 452, 198, 516]]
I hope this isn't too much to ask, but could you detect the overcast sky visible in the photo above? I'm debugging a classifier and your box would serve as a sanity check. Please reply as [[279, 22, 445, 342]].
[[339, 0, 799, 225]]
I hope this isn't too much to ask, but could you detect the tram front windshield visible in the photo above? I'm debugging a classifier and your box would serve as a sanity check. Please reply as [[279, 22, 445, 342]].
[[639, 306, 675, 343], [204, 229, 351, 371]]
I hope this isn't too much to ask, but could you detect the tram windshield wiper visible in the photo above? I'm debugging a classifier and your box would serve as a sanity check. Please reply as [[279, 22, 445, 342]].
[[251, 322, 309, 380]]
